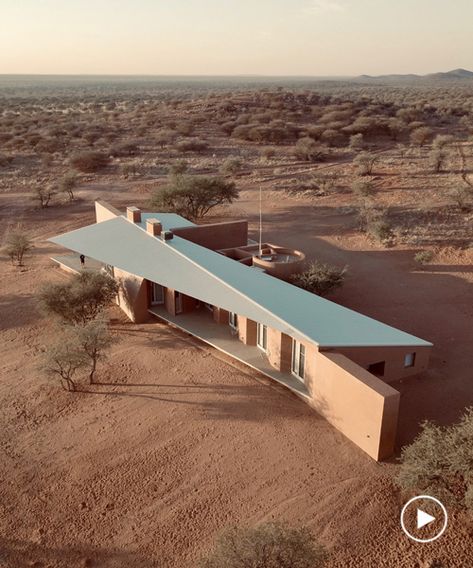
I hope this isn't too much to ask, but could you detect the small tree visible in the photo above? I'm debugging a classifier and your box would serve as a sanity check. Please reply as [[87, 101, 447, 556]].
[[3, 231, 33, 266], [39, 270, 119, 325], [410, 126, 433, 147], [353, 152, 377, 176], [42, 339, 88, 392], [150, 175, 239, 220], [32, 185, 55, 208], [291, 261, 346, 296], [200, 522, 328, 568], [75, 320, 115, 383], [59, 171, 78, 201], [429, 148, 447, 173], [397, 408, 473, 514]]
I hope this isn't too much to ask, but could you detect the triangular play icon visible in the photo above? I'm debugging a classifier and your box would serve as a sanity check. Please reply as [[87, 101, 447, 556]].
[[417, 508, 436, 529]]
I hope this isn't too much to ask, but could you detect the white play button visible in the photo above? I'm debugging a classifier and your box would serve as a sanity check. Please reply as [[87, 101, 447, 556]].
[[417, 508, 436, 529], [400, 495, 448, 543]]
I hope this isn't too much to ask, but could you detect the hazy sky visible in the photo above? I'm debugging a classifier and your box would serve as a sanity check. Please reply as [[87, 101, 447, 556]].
[[1, 0, 472, 76]]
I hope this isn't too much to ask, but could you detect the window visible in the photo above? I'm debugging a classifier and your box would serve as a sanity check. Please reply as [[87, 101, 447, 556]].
[[404, 352, 416, 368], [367, 361, 385, 377], [150, 282, 164, 306], [257, 323, 267, 352], [228, 312, 238, 330], [291, 340, 305, 380]]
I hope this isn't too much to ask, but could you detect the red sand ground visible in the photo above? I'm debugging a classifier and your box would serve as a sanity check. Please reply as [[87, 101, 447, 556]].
[[1, 182, 473, 567]]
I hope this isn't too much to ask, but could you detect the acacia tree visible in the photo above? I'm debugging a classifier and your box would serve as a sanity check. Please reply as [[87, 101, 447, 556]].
[[3, 231, 33, 266], [200, 522, 328, 568], [42, 339, 88, 392], [150, 175, 238, 220], [59, 171, 78, 201], [39, 270, 119, 325], [75, 320, 115, 383]]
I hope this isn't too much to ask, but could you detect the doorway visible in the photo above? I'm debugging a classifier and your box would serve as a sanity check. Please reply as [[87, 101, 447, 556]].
[[150, 282, 164, 306]]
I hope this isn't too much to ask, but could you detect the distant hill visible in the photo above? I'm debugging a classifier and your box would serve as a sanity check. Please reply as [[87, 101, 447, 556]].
[[356, 68, 473, 83]]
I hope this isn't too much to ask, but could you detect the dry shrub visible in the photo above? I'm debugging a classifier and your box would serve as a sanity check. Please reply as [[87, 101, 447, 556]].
[[70, 150, 110, 173]]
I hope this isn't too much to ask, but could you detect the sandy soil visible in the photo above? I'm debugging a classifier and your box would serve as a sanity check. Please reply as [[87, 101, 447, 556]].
[[1, 178, 472, 568]]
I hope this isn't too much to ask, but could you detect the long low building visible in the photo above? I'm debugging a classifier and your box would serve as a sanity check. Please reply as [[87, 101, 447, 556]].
[[49, 199, 433, 461]]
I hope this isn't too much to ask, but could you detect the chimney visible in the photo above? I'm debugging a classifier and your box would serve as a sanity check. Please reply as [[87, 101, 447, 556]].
[[146, 218, 162, 237], [126, 206, 141, 223]]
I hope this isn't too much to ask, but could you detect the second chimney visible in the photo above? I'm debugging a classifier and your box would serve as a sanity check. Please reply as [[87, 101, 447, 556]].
[[146, 218, 162, 237], [126, 206, 141, 223]]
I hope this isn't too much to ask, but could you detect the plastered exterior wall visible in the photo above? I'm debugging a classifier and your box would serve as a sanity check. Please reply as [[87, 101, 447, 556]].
[[213, 306, 229, 324], [237, 316, 257, 346], [163, 288, 198, 316], [114, 267, 149, 323], [95, 199, 121, 223], [267, 328, 292, 373], [304, 348, 400, 460], [172, 220, 248, 250], [328, 345, 431, 383]]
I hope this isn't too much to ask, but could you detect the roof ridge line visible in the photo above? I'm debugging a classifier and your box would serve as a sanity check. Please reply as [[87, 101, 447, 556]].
[[127, 217, 320, 346]]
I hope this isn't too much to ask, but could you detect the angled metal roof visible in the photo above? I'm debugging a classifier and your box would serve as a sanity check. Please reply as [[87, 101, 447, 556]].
[[49, 214, 432, 348]]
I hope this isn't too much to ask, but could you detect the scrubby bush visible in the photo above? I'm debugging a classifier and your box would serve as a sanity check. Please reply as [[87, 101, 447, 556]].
[[150, 175, 238, 220], [397, 408, 473, 514], [410, 126, 433, 147], [39, 270, 119, 325], [220, 158, 243, 176], [414, 250, 434, 265], [293, 137, 327, 162], [351, 180, 375, 197], [353, 151, 377, 176], [168, 160, 188, 176], [3, 231, 33, 265], [260, 146, 276, 159], [110, 140, 139, 157], [174, 138, 208, 153], [368, 219, 394, 245], [450, 185, 472, 211], [70, 150, 109, 173], [291, 261, 346, 296], [200, 522, 328, 568], [349, 133, 364, 152]]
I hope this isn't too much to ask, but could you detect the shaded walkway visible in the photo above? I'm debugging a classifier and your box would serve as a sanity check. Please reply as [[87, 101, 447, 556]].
[[148, 305, 310, 400]]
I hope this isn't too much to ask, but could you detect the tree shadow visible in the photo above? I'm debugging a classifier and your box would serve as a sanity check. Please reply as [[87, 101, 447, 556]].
[[0, 537, 156, 568], [0, 293, 39, 331]]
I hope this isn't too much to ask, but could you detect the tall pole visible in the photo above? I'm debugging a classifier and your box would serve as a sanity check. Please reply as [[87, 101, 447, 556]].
[[259, 185, 263, 256]]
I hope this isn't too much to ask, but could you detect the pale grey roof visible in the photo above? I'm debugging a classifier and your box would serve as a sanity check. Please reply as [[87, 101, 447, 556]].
[[137, 213, 195, 231], [49, 214, 432, 348]]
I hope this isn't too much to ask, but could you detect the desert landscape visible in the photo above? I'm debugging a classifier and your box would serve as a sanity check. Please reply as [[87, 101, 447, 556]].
[[1, 75, 473, 567]]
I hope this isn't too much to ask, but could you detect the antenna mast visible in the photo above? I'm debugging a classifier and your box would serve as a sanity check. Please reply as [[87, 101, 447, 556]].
[[259, 185, 263, 256]]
